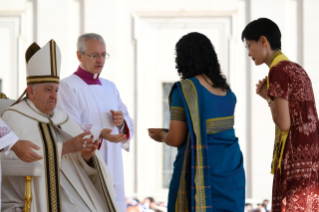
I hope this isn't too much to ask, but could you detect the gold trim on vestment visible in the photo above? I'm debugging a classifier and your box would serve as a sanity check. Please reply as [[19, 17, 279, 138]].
[[2, 108, 39, 122], [92, 156, 116, 212], [2, 108, 68, 126], [56, 116, 69, 126], [38, 122, 62, 212]]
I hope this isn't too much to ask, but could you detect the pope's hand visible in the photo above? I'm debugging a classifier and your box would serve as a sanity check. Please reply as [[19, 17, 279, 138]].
[[100, 128, 127, 143], [81, 139, 99, 163], [110, 110, 124, 127], [62, 131, 94, 155], [11, 140, 43, 162]]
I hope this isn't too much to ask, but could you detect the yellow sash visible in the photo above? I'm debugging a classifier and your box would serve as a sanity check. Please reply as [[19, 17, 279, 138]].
[[267, 51, 290, 174]]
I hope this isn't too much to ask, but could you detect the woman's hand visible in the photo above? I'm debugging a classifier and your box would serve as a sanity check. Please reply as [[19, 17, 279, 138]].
[[148, 128, 166, 142], [256, 76, 268, 100]]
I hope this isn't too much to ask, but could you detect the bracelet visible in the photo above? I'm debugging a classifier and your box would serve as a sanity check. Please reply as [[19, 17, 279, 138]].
[[161, 131, 166, 142], [267, 98, 272, 106]]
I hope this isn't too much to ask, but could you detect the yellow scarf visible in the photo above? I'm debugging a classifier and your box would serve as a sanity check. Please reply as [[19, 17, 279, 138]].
[[267, 50, 290, 174]]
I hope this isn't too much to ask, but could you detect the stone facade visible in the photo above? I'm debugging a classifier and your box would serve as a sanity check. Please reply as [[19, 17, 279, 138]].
[[0, 0, 318, 203]]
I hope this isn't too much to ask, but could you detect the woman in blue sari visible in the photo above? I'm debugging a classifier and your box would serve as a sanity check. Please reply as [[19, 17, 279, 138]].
[[149, 32, 245, 212]]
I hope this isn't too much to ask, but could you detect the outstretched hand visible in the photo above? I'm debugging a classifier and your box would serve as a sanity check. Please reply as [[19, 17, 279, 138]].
[[100, 128, 127, 143], [11, 140, 43, 162], [148, 128, 165, 142]]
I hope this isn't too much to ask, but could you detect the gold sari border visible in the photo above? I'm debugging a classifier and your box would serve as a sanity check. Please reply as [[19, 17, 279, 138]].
[[170, 106, 186, 122], [180, 79, 206, 209]]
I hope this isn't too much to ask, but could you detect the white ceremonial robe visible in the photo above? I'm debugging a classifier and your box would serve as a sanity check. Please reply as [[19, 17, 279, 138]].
[[58, 74, 134, 212], [0, 118, 19, 210], [1, 99, 120, 212]]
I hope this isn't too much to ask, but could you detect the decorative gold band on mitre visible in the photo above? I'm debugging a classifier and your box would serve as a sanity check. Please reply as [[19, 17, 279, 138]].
[[27, 76, 60, 85], [50, 40, 58, 77]]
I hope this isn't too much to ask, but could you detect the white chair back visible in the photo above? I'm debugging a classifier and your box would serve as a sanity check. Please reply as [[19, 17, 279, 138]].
[[0, 98, 14, 115]]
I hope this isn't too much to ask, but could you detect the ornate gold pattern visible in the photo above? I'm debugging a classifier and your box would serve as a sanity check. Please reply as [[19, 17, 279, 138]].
[[180, 79, 206, 210], [38, 122, 61, 212], [93, 155, 116, 212], [0, 92, 8, 99], [206, 116, 234, 134], [27, 77, 60, 85], [23, 176, 33, 212], [170, 106, 187, 122]]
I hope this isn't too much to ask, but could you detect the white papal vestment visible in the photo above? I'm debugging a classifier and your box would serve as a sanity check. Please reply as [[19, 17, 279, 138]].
[[0, 118, 19, 210], [58, 74, 134, 212], [1, 99, 119, 212]]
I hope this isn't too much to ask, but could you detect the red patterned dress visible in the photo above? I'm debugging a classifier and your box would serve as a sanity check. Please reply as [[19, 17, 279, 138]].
[[268, 61, 319, 212]]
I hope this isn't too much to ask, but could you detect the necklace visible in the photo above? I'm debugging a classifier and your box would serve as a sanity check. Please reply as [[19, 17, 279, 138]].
[[202, 74, 213, 86]]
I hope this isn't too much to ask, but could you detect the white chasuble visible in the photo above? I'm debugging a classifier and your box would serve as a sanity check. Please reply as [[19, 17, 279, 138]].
[[1, 99, 119, 212], [58, 75, 134, 212], [0, 118, 19, 210]]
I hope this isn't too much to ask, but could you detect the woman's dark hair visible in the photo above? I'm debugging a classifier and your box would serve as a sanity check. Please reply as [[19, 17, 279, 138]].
[[175, 32, 229, 91], [241, 18, 281, 50]]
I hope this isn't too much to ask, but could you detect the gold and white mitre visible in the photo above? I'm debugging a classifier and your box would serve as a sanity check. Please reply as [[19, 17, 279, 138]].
[[13, 40, 61, 105], [2, 40, 119, 212]]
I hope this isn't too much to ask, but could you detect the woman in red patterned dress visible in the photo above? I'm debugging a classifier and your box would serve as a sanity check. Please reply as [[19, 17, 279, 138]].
[[242, 18, 319, 212]]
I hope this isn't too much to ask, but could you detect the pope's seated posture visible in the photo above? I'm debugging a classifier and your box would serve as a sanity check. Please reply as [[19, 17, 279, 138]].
[[1, 40, 119, 212]]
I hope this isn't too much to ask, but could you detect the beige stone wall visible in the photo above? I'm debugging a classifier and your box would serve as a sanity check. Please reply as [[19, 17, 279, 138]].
[[0, 0, 318, 204]]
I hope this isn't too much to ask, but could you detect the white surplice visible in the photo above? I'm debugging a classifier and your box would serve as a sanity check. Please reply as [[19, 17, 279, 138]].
[[1, 99, 119, 212], [58, 74, 134, 212], [0, 118, 19, 210]]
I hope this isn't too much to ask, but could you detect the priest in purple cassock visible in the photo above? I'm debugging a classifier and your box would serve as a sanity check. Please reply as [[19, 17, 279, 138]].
[[58, 33, 135, 212]]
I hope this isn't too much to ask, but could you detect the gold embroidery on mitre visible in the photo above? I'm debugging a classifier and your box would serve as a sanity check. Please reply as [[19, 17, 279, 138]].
[[27, 76, 60, 85], [50, 40, 57, 77], [25, 42, 41, 63]]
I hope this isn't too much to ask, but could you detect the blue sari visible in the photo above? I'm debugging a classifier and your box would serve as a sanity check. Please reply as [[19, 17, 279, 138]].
[[167, 78, 245, 212]]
